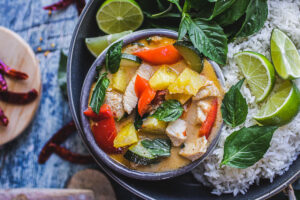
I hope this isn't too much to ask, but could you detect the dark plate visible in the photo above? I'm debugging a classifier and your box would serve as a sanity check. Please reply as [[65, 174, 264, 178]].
[[67, 0, 300, 199]]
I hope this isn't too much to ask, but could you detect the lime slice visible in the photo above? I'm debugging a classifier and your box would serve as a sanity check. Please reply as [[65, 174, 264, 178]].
[[96, 0, 144, 34], [85, 31, 132, 57], [254, 81, 300, 126], [271, 29, 300, 80], [234, 51, 276, 102]]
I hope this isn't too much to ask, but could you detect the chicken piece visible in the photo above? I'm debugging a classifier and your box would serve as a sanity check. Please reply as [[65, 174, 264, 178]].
[[197, 106, 207, 124], [166, 119, 187, 147], [193, 83, 220, 100], [104, 90, 124, 120], [179, 136, 208, 161], [123, 63, 154, 114], [197, 99, 212, 113]]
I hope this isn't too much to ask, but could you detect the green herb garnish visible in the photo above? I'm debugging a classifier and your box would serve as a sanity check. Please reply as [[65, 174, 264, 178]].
[[89, 73, 110, 114], [221, 125, 278, 168], [221, 79, 248, 128], [141, 138, 171, 157], [152, 100, 183, 122], [105, 40, 123, 74], [58, 51, 68, 100]]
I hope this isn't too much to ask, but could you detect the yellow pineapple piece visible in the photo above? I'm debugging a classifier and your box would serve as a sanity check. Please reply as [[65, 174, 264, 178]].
[[165, 93, 192, 104], [149, 66, 178, 90], [112, 65, 137, 93], [141, 117, 167, 134], [168, 68, 207, 95], [114, 123, 138, 148]]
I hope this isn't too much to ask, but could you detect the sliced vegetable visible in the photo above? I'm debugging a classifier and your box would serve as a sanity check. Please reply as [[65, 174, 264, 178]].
[[91, 104, 119, 153], [149, 66, 178, 90], [165, 93, 192, 105], [106, 40, 123, 74], [124, 141, 157, 165], [173, 41, 204, 73], [89, 73, 110, 114], [84, 105, 112, 120], [113, 123, 138, 148], [121, 53, 142, 68], [138, 87, 156, 117], [135, 75, 150, 98], [152, 99, 183, 122], [112, 65, 137, 93], [141, 139, 171, 157], [133, 45, 182, 65], [199, 98, 218, 138], [168, 68, 207, 95], [141, 117, 167, 134]]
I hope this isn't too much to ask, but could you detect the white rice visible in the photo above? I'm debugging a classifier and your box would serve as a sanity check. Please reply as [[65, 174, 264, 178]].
[[192, 0, 300, 196]]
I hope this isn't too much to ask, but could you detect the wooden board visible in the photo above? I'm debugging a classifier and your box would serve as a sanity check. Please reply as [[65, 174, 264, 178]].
[[0, 189, 94, 200], [0, 26, 41, 146]]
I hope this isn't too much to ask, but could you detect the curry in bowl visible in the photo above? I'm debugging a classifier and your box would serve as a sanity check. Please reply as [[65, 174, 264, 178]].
[[83, 35, 224, 173]]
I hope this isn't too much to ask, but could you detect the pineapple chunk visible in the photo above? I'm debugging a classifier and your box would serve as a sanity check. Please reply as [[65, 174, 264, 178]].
[[114, 123, 138, 148], [165, 93, 192, 104], [168, 68, 207, 95], [112, 65, 137, 93], [141, 117, 167, 134], [149, 66, 178, 90]]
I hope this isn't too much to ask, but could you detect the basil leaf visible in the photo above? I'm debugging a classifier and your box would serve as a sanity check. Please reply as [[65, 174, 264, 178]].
[[89, 73, 110, 114], [106, 40, 123, 74], [178, 13, 189, 40], [221, 79, 248, 128], [236, 0, 268, 38], [221, 125, 278, 168], [215, 0, 250, 26], [209, 0, 237, 19], [152, 100, 183, 122], [184, 16, 228, 65], [141, 138, 171, 157], [134, 109, 148, 130], [208, 0, 217, 2], [58, 51, 68, 100]]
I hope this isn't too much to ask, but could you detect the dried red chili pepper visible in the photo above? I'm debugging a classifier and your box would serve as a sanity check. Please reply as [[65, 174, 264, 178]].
[[43, 0, 86, 15], [0, 73, 8, 92], [0, 107, 9, 126], [38, 121, 76, 164], [49, 143, 94, 165], [0, 59, 28, 80], [0, 89, 38, 105]]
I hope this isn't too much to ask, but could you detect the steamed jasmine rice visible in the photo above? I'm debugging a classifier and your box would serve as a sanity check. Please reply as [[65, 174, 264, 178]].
[[192, 0, 300, 196]]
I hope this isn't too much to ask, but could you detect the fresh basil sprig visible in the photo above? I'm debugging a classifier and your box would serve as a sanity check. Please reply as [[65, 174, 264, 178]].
[[152, 100, 183, 122], [134, 109, 148, 130], [106, 40, 123, 74], [89, 72, 110, 114], [141, 138, 171, 157], [221, 125, 278, 168], [221, 79, 248, 128]]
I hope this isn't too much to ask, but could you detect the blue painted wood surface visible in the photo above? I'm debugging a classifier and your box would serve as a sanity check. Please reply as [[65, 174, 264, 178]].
[[0, 0, 95, 188]]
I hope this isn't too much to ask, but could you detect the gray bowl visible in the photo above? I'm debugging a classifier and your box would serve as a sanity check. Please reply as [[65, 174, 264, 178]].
[[79, 29, 225, 180]]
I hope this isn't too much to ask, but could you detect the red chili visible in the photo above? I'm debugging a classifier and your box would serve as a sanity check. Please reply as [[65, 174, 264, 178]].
[[0, 73, 8, 92], [38, 121, 76, 164], [49, 143, 94, 165], [199, 98, 218, 139], [43, 0, 86, 15], [0, 107, 9, 126], [0, 59, 28, 80], [0, 89, 38, 105]]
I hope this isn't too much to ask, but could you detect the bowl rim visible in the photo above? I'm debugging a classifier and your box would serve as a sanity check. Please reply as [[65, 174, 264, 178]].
[[79, 28, 225, 180]]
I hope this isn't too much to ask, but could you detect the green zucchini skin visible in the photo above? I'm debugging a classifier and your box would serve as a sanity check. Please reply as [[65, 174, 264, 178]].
[[121, 53, 142, 66], [124, 142, 157, 165], [174, 41, 204, 73]]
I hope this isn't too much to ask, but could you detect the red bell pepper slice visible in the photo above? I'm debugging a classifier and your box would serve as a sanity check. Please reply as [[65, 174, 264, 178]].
[[199, 98, 218, 139], [133, 45, 181, 65], [89, 104, 120, 153], [135, 75, 149, 98], [83, 105, 112, 121]]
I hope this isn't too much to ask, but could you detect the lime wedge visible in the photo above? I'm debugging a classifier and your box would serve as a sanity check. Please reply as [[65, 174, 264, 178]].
[[234, 51, 276, 102], [271, 29, 300, 80], [96, 0, 144, 34], [85, 31, 132, 57], [254, 81, 300, 126]]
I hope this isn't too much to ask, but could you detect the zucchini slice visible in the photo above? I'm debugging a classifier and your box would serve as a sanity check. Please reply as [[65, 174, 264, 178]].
[[173, 41, 204, 73], [120, 53, 142, 68], [124, 141, 157, 165]]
